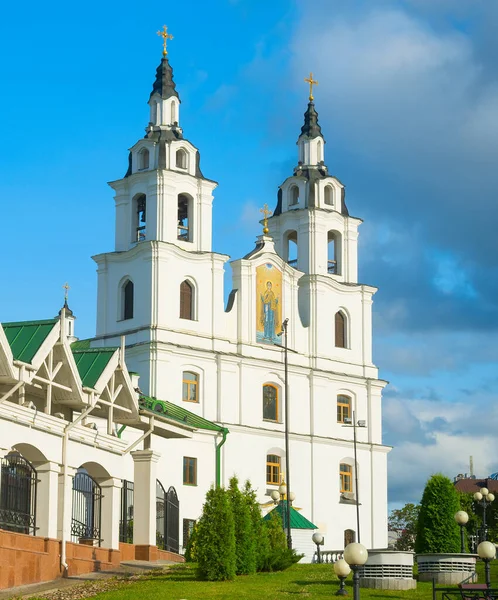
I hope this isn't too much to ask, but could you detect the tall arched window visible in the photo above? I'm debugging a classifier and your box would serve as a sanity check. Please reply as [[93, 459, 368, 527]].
[[263, 384, 279, 422], [138, 148, 149, 170], [177, 194, 191, 241], [180, 280, 194, 320], [123, 280, 134, 320], [289, 185, 299, 206], [285, 230, 298, 268], [335, 311, 346, 348], [324, 185, 333, 206], [340, 463, 352, 493], [135, 194, 146, 242], [337, 395, 351, 423], [176, 149, 187, 169], [266, 454, 281, 485], [183, 371, 199, 403]]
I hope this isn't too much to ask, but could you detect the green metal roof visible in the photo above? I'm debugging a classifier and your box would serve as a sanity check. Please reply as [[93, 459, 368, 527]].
[[70, 338, 92, 350], [263, 501, 317, 530], [139, 396, 227, 433], [2, 319, 58, 363], [72, 348, 117, 389]]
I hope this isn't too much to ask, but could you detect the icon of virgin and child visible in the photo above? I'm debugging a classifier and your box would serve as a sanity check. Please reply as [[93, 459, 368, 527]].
[[256, 264, 282, 345]]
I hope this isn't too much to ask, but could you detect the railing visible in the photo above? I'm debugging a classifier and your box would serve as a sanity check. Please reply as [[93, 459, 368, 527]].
[[287, 259, 298, 268], [328, 260, 337, 274], [136, 225, 146, 242], [314, 549, 344, 563]]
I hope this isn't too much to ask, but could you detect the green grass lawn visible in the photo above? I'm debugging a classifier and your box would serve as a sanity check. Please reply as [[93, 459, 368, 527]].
[[84, 560, 498, 600]]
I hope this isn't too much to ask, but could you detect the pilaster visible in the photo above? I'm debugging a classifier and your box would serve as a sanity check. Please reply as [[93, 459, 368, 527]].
[[57, 466, 77, 541], [131, 449, 161, 546], [36, 461, 60, 538], [100, 477, 123, 550]]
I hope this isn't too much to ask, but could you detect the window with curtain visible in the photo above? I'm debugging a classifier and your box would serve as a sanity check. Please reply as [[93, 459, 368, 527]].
[[335, 311, 346, 348], [183, 457, 197, 485], [263, 384, 278, 421]]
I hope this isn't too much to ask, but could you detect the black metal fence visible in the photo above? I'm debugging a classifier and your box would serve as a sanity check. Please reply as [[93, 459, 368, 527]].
[[0, 451, 37, 535], [156, 481, 179, 553], [71, 469, 102, 545], [119, 480, 134, 543]]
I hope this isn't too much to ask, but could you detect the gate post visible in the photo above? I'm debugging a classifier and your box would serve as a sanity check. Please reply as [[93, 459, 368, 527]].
[[100, 478, 122, 550], [36, 461, 60, 538], [131, 450, 161, 549]]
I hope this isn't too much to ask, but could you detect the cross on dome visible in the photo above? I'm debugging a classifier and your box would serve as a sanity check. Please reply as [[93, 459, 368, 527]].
[[304, 72, 318, 102], [157, 25, 174, 56]]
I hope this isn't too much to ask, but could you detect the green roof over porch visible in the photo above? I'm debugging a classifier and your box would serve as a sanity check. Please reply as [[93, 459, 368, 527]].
[[139, 396, 227, 433], [71, 347, 117, 389], [263, 501, 317, 530], [2, 318, 58, 363]]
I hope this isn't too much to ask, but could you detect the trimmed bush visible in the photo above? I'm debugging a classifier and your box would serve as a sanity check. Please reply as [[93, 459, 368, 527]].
[[195, 486, 236, 581], [415, 473, 462, 554], [243, 480, 270, 572], [260, 510, 303, 571], [228, 476, 257, 575]]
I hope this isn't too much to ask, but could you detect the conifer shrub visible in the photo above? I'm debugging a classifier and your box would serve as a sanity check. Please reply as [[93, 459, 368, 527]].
[[415, 473, 462, 554], [184, 522, 197, 563], [243, 480, 270, 571], [195, 486, 236, 581], [228, 476, 257, 575], [260, 510, 303, 571]]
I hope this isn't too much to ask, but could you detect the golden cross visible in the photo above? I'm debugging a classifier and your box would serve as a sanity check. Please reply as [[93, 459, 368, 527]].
[[260, 203, 272, 235], [157, 25, 174, 56], [304, 72, 318, 102], [63, 282, 70, 302]]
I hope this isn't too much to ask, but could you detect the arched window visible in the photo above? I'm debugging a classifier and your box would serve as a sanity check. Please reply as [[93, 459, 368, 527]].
[[285, 230, 298, 268], [138, 148, 149, 170], [263, 384, 279, 422], [135, 194, 146, 242], [335, 311, 346, 348], [344, 529, 356, 546], [340, 463, 353, 493], [176, 149, 187, 169], [328, 231, 340, 274], [183, 371, 199, 403], [180, 280, 194, 320], [324, 185, 333, 206], [266, 454, 281, 485], [337, 395, 351, 423], [123, 280, 134, 320], [289, 185, 299, 206], [177, 194, 191, 241]]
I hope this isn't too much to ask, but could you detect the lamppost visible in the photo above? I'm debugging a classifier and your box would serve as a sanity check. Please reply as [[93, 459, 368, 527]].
[[473, 487, 495, 542], [271, 484, 295, 541], [281, 318, 292, 550], [343, 412, 366, 543], [344, 543, 368, 600], [454, 510, 469, 553], [334, 558, 351, 595], [312, 532, 324, 563], [477, 540, 496, 589]]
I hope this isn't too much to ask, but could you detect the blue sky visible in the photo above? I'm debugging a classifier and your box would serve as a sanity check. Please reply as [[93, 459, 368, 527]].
[[1, 0, 497, 508]]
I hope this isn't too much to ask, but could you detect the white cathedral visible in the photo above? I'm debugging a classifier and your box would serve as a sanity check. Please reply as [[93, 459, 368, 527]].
[[0, 45, 389, 588]]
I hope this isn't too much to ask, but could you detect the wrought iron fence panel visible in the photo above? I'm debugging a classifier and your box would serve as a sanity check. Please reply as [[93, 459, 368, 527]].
[[71, 469, 102, 545], [166, 486, 179, 553], [156, 480, 166, 550], [119, 480, 134, 544], [0, 451, 37, 535]]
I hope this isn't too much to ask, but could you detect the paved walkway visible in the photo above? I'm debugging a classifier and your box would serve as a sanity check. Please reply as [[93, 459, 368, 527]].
[[0, 560, 174, 599]]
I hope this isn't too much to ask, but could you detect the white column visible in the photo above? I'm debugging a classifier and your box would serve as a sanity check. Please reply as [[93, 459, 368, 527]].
[[100, 477, 122, 550], [36, 461, 60, 538], [131, 449, 160, 546], [57, 466, 76, 541]]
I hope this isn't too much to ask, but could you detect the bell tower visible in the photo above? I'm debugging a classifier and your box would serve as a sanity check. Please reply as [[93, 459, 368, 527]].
[[267, 75, 361, 284]]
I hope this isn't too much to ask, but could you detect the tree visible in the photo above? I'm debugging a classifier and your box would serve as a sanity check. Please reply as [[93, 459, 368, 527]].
[[388, 503, 420, 550], [415, 474, 461, 554], [242, 480, 270, 572], [195, 486, 236, 581], [228, 476, 257, 575]]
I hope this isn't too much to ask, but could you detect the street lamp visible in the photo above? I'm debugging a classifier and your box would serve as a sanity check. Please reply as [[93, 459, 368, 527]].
[[477, 540, 496, 589], [343, 412, 367, 543], [312, 532, 324, 563], [344, 543, 368, 600], [455, 510, 469, 553], [473, 487, 495, 542], [334, 558, 351, 595]]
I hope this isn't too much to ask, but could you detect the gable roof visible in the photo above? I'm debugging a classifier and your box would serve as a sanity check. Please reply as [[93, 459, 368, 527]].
[[72, 347, 117, 389], [2, 319, 58, 364], [139, 396, 226, 433], [263, 501, 317, 530]]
